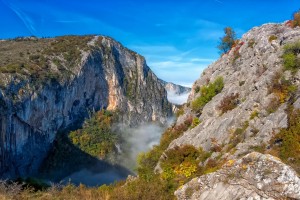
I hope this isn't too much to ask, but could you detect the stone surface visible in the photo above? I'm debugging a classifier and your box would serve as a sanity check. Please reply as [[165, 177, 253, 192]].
[[175, 152, 300, 200], [169, 23, 300, 157], [166, 23, 300, 199], [0, 36, 172, 178]]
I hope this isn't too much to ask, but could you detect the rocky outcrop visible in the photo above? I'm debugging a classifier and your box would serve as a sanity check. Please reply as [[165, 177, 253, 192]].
[[164, 23, 300, 199], [0, 36, 172, 178], [169, 23, 300, 156], [175, 152, 300, 200]]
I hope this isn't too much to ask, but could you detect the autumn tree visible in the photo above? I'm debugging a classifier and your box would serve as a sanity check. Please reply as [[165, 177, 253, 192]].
[[292, 10, 300, 28], [218, 27, 236, 54]]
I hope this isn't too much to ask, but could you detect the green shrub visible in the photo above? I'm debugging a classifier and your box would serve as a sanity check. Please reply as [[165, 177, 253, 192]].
[[176, 107, 184, 117], [283, 53, 297, 70], [69, 110, 117, 159], [268, 35, 277, 43], [160, 145, 213, 191], [137, 116, 193, 181], [283, 41, 300, 71], [268, 72, 297, 106], [250, 110, 259, 120], [191, 117, 200, 128], [270, 108, 300, 174], [191, 77, 224, 113]]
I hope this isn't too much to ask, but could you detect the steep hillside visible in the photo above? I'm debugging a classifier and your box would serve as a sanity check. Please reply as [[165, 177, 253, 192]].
[[170, 22, 299, 157], [0, 35, 172, 178], [168, 22, 300, 199]]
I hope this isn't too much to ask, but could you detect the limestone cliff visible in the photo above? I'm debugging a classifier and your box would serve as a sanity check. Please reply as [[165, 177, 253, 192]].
[[156, 22, 300, 199], [0, 36, 172, 178], [171, 23, 300, 155]]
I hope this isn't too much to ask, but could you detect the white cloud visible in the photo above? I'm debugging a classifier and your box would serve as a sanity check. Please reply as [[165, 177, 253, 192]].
[[167, 91, 190, 105], [129, 43, 215, 87], [149, 61, 208, 87]]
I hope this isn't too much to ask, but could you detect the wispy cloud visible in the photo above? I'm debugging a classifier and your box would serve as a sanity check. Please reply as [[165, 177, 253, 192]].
[[214, 0, 223, 4], [190, 58, 215, 62], [194, 18, 224, 28], [149, 60, 211, 87], [129, 45, 178, 54], [2, 0, 37, 35], [55, 20, 82, 23], [129, 43, 215, 86]]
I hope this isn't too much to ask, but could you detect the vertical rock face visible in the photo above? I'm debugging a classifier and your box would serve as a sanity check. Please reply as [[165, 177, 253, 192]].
[[0, 36, 172, 178]]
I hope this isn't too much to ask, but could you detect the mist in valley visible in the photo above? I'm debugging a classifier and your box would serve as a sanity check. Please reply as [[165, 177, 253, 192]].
[[58, 119, 174, 187], [167, 91, 190, 105], [57, 93, 188, 186]]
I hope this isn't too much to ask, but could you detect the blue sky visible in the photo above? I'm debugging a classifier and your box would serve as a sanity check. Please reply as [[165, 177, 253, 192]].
[[0, 0, 298, 86]]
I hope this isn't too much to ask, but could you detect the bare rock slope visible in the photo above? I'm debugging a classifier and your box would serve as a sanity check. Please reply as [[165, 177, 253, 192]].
[[171, 23, 300, 155], [169, 22, 300, 199], [175, 152, 300, 200]]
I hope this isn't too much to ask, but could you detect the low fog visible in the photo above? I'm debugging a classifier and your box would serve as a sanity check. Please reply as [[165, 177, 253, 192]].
[[118, 122, 172, 170], [167, 91, 190, 105], [59, 119, 174, 186]]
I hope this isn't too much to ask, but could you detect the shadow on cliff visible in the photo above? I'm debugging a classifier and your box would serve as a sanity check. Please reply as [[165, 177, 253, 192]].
[[37, 129, 132, 187]]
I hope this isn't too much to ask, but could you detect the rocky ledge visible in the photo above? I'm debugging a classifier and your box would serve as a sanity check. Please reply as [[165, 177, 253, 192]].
[[175, 152, 300, 200]]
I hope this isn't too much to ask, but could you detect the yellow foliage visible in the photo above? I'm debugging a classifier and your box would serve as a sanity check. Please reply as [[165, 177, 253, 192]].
[[174, 162, 197, 178], [274, 90, 288, 103], [242, 164, 248, 170], [226, 159, 235, 167], [161, 167, 176, 180]]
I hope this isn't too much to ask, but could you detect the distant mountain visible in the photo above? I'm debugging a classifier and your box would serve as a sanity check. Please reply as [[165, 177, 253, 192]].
[[159, 79, 191, 105]]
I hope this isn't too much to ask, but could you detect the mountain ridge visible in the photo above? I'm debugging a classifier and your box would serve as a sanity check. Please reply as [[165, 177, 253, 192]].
[[0, 35, 172, 178]]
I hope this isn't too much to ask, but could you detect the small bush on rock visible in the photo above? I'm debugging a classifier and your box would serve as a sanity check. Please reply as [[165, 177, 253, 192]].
[[268, 35, 277, 43], [283, 41, 300, 72], [218, 93, 239, 114], [191, 77, 224, 113]]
